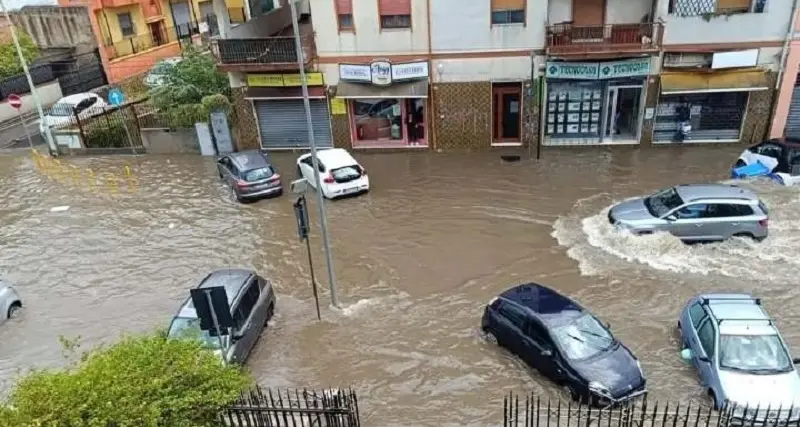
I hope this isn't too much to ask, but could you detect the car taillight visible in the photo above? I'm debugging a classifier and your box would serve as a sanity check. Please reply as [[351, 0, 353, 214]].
[[759, 218, 769, 227], [323, 173, 335, 184]]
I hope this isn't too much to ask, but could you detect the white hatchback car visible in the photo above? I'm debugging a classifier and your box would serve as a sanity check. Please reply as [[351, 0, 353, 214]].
[[42, 93, 108, 130], [296, 148, 369, 199]]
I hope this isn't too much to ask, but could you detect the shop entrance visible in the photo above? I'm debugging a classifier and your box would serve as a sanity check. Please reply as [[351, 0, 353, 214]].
[[492, 82, 522, 144], [604, 85, 642, 142], [349, 98, 427, 148]]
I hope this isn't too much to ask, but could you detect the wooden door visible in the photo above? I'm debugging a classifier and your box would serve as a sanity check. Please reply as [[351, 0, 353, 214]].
[[572, 0, 606, 27], [492, 84, 522, 143]]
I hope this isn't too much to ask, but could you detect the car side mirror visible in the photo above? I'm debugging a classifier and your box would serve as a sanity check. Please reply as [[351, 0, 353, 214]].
[[793, 357, 800, 364], [541, 349, 553, 358], [231, 332, 244, 341], [698, 355, 710, 363]]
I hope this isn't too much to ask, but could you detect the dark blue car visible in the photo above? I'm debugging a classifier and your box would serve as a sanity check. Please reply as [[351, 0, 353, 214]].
[[481, 283, 646, 406]]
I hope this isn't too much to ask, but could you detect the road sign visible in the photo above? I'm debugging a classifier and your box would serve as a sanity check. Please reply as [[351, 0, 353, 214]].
[[108, 88, 125, 106], [8, 94, 21, 110], [293, 196, 309, 242], [189, 286, 234, 336]]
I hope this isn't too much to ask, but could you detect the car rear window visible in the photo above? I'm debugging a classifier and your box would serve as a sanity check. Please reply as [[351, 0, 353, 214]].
[[758, 200, 769, 215], [243, 167, 274, 182], [331, 166, 362, 183]]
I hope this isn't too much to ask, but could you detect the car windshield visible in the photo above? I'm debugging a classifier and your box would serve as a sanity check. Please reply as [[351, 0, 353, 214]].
[[48, 103, 75, 117], [243, 166, 274, 182], [644, 187, 684, 217], [719, 334, 793, 373], [167, 317, 223, 350], [331, 166, 362, 183], [552, 314, 616, 361]]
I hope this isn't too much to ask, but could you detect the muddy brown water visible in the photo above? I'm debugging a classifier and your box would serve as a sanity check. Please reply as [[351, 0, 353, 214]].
[[0, 146, 798, 427]]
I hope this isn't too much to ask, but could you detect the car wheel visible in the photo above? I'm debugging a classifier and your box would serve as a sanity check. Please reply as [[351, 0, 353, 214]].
[[267, 303, 275, 321], [562, 384, 578, 402], [708, 389, 720, 409], [732, 232, 756, 241], [483, 329, 498, 345], [7, 302, 21, 319]]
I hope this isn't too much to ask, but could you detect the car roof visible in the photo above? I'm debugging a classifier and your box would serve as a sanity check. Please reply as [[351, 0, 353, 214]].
[[176, 268, 255, 318], [673, 184, 758, 203], [229, 150, 271, 170], [314, 148, 358, 168], [57, 93, 99, 105], [697, 293, 775, 332], [500, 283, 584, 327]]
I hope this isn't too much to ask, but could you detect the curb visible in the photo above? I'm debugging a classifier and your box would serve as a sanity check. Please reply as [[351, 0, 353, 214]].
[[0, 111, 39, 132]]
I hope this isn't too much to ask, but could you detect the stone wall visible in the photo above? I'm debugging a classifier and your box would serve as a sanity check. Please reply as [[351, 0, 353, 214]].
[[231, 87, 260, 150], [640, 76, 660, 146], [330, 105, 351, 149], [432, 82, 492, 150], [741, 72, 776, 145], [522, 79, 537, 150], [6, 6, 96, 54], [140, 128, 200, 154]]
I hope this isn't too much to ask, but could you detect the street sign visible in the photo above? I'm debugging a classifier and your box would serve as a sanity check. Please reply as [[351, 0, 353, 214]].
[[108, 88, 125, 106], [8, 94, 21, 110], [189, 286, 234, 336], [293, 196, 309, 242]]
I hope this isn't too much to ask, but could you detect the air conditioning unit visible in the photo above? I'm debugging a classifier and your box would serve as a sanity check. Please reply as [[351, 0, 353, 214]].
[[663, 53, 712, 68]]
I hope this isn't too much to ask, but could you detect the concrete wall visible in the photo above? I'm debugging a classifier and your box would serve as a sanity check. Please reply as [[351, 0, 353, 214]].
[[141, 128, 201, 153], [655, 0, 794, 44], [311, 0, 429, 56], [770, 9, 800, 138], [431, 0, 546, 52], [0, 81, 62, 123], [548, 0, 652, 25], [8, 6, 97, 54]]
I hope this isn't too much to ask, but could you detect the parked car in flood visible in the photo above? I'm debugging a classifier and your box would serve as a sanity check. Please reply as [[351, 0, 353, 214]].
[[0, 280, 22, 323], [42, 93, 108, 130], [481, 283, 646, 406], [733, 138, 800, 186], [678, 294, 800, 421], [217, 150, 283, 203], [167, 269, 276, 365], [608, 184, 769, 243], [296, 148, 369, 199]]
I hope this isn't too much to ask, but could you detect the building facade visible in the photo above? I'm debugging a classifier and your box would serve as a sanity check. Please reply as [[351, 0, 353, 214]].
[[768, 9, 800, 139], [59, 0, 246, 83], [215, 0, 795, 151]]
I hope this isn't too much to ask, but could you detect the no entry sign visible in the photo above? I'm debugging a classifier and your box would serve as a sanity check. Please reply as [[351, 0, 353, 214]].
[[7, 94, 21, 110]]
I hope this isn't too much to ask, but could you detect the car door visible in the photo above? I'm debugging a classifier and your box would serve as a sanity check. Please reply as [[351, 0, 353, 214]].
[[522, 320, 563, 382], [229, 283, 258, 363], [694, 318, 719, 394], [299, 157, 315, 187], [681, 300, 707, 355], [218, 157, 236, 187], [666, 203, 709, 240], [495, 303, 529, 359]]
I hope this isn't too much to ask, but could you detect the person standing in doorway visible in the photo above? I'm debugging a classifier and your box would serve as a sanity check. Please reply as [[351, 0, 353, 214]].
[[414, 104, 424, 143], [673, 98, 691, 143], [406, 100, 417, 144]]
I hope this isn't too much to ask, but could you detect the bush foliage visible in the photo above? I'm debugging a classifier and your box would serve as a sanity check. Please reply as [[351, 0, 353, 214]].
[[0, 332, 251, 427], [0, 30, 39, 79]]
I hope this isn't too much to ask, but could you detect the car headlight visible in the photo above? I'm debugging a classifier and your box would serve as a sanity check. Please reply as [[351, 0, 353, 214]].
[[588, 381, 611, 397]]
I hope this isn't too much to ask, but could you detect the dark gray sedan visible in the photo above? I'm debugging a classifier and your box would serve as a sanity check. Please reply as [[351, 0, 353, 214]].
[[216, 150, 283, 203]]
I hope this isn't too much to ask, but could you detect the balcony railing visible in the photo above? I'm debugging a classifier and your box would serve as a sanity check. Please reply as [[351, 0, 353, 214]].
[[212, 32, 314, 71], [546, 22, 663, 55]]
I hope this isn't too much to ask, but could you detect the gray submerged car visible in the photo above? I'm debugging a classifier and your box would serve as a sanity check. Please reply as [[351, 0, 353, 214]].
[[608, 184, 769, 243]]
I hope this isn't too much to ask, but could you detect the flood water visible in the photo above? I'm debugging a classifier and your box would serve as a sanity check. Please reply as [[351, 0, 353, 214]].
[[1, 146, 798, 427]]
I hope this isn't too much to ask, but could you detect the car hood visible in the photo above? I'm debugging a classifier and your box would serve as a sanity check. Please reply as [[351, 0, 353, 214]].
[[572, 344, 645, 398], [720, 369, 800, 408], [609, 197, 654, 222]]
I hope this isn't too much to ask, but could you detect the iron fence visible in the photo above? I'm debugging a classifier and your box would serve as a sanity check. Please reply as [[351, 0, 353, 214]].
[[221, 387, 360, 427], [70, 101, 145, 149], [503, 393, 800, 427], [0, 63, 54, 101], [104, 23, 199, 60], [667, 0, 766, 17], [213, 34, 312, 65]]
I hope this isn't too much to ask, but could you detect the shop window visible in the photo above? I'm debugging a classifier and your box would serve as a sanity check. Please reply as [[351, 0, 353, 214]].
[[491, 0, 525, 24], [336, 0, 354, 31], [117, 13, 135, 38], [379, 0, 411, 29], [351, 98, 426, 147], [653, 92, 749, 143], [669, 0, 765, 17], [545, 82, 603, 140]]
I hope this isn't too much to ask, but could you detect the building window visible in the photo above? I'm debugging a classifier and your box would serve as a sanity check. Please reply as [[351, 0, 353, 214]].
[[653, 92, 749, 143], [336, 0, 354, 30], [491, 0, 525, 24], [669, 0, 765, 17], [350, 98, 427, 147], [378, 0, 411, 29], [117, 12, 135, 37]]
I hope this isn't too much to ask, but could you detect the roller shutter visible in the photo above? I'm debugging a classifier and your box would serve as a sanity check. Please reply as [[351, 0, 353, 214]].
[[785, 79, 800, 139], [255, 100, 333, 149]]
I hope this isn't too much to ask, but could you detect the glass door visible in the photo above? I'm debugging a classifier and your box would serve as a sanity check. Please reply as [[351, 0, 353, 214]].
[[604, 85, 642, 143]]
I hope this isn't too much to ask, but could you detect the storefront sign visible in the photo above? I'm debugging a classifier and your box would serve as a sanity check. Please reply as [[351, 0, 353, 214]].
[[547, 58, 651, 80], [247, 73, 324, 87], [330, 98, 347, 115], [339, 61, 430, 86]]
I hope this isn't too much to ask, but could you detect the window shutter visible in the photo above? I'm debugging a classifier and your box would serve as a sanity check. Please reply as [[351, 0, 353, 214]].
[[491, 0, 525, 11], [379, 0, 411, 15], [336, 0, 352, 14], [716, 0, 751, 11]]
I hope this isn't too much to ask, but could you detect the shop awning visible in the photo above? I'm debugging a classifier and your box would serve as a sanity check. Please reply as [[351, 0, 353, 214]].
[[335, 81, 428, 99], [660, 69, 770, 95], [245, 86, 326, 100]]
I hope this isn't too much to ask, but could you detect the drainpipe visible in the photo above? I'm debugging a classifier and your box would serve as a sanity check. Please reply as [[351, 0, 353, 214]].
[[426, 0, 436, 150], [776, 0, 800, 90]]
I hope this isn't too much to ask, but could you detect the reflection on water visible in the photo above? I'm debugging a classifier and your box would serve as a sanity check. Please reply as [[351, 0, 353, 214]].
[[0, 146, 798, 426]]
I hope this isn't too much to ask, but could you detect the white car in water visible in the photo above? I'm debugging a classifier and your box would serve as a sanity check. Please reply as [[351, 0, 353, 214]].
[[42, 93, 108, 130], [732, 139, 800, 186], [0, 280, 22, 323], [296, 148, 369, 199]]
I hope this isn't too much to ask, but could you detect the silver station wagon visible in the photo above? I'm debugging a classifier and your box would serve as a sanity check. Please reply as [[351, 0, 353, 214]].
[[608, 184, 769, 243]]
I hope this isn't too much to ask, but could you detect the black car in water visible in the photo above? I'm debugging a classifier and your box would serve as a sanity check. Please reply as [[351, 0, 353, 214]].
[[481, 283, 646, 406], [217, 150, 283, 203]]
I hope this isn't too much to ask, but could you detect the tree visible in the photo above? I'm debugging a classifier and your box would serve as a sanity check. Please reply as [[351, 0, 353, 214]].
[[0, 332, 251, 427], [149, 45, 232, 127], [0, 30, 39, 79]]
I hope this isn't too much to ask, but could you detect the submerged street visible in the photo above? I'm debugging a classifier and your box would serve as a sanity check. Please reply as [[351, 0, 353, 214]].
[[0, 146, 798, 426]]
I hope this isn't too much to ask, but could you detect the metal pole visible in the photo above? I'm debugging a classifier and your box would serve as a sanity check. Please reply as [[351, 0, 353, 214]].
[[18, 110, 33, 150], [204, 290, 227, 366], [302, 197, 322, 321], [0, 0, 56, 156], [288, 0, 340, 308]]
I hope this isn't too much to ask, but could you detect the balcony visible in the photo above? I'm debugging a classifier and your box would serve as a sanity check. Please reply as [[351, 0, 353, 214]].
[[211, 2, 315, 72], [546, 22, 663, 56], [99, 0, 138, 7]]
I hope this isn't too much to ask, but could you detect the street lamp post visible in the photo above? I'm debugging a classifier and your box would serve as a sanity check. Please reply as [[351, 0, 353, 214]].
[[288, 0, 340, 308], [0, 0, 57, 155]]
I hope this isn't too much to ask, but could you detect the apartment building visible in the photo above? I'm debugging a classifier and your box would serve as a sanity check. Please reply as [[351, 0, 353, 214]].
[[60, 0, 247, 83], [769, 9, 800, 139], [214, 0, 794, 151]]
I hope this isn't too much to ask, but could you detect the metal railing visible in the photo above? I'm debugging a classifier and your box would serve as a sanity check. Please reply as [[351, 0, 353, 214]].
[[213, 32, 314, 66], [546, 22, 663, 54], [221, 387, 360, 427], [104, 23, 198, 60]]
